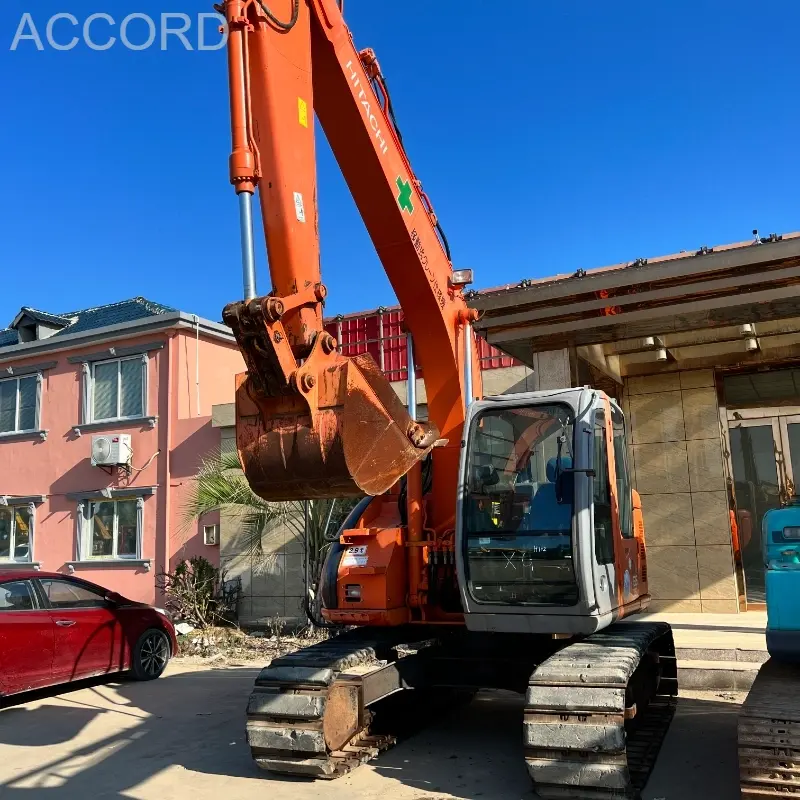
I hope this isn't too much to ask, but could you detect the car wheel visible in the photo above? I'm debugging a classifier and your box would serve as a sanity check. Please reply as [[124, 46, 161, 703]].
[[131, 628, 171, 681]]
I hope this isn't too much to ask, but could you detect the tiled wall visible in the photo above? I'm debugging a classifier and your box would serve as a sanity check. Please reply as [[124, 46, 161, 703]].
[[219, 424, 306, 627], [623, 370, 738, 613]]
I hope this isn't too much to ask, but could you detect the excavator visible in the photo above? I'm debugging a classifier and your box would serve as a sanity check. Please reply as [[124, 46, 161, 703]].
[[217, 1, 678, 796], [738, 500, 800, 797]]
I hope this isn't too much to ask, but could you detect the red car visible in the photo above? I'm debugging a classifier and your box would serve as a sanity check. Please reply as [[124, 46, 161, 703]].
[[0, 570, 178, 698]]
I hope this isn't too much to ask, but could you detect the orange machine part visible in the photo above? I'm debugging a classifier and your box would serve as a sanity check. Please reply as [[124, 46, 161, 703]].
[[223, 0, 482, 525], [737, 509, 753, 551], [230, 348, 439, 500], [241, 0, 320, 352], [632, 489, 650, 600], [325, 494, 411, 626]]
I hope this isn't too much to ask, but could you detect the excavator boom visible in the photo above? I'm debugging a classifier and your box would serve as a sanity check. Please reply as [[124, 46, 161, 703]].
[[221, 0, 481, 514]]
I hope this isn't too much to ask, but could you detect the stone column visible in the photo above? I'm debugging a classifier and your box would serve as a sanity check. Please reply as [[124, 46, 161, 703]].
[[626, 370, 737, 613]]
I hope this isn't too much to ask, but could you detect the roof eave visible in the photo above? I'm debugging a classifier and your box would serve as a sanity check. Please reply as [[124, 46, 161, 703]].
[[471, 235, 800, 314], [0, 312, 235, 364], [10, 308, 72, 329]]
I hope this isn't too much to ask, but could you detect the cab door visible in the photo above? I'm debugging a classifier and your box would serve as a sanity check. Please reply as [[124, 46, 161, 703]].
[[590, 405, 617, 618], [590, 400, 641, 619], [609, 401, 642, 613]]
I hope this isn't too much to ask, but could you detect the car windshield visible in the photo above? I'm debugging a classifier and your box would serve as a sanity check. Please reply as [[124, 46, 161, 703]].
[[462, 403, 578, 606]]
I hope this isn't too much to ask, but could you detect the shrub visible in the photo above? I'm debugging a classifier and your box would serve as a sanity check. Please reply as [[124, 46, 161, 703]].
[[156, 556, 235, 628]]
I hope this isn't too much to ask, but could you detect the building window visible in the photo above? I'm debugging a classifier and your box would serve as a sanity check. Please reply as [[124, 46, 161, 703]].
[[82, 498, 141, 559], [91, 357, 145, 422], [0, 375, 38, 433], [0, 504, 33, 562]]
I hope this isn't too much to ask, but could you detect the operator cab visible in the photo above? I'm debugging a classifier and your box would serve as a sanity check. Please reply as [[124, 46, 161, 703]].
[[456, 387, 649, 635], [462, 402, 578, 607]]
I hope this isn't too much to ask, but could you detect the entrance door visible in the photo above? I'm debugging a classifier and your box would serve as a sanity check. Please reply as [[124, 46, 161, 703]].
[[779, 415, 800, 499], [728, 418, 793, 604]]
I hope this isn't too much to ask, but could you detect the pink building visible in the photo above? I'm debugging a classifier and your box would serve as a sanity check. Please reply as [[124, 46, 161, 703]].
[[0, 297, 243, 604]]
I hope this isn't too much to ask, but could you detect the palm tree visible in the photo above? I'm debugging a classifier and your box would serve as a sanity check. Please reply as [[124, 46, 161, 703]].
[[182, 448, 358, 620]]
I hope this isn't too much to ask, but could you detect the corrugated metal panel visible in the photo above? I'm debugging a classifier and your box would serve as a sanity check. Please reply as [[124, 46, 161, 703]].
[[382, 310, 413, 381], [476, 334, 516, 369], [325, 309, 519, 379]]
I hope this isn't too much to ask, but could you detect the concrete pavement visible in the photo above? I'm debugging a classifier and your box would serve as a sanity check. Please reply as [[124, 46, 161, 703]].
[[0, 662, 744, 800], [639, 611, 768, 652]]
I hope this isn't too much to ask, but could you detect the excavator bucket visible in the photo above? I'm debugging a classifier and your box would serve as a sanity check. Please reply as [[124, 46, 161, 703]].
[[234, 352, 439, 502]]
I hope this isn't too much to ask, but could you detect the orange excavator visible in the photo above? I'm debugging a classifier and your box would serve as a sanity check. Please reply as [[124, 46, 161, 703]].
[[219, 1, 678, 796]]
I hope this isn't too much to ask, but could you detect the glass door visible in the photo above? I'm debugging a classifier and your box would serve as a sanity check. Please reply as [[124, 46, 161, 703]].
[[779, 415, 800, 498], [728, 418, 785, 603]]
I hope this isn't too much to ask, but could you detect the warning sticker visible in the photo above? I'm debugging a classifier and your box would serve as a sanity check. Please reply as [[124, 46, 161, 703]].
[[293, 191, 306, 223], [342, 545, 368, 568], [298, 97, 308, 128]]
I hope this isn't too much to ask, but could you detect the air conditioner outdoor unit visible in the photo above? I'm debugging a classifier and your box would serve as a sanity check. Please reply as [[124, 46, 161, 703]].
[[91, 434, 132, 467], [203, 524, 219, 546]]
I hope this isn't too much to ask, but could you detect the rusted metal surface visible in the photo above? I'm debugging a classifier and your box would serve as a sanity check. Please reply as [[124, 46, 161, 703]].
[[247, 630, 411, 779], [342, 354, 438, 497], [739, 659, 800, 798], [236, 375, 362, 500], [226, 294, 439, 501], [323, 682, 362, 752]]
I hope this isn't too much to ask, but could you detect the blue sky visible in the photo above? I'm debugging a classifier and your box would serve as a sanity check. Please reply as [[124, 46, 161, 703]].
[[1, 0, 798, 326]]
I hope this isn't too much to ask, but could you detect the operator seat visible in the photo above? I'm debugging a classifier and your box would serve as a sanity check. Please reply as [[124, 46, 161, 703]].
[[528, 457, 573, 533]]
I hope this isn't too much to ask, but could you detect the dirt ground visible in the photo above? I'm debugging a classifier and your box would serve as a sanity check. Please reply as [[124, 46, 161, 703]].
[[0, 661, 744, 800]]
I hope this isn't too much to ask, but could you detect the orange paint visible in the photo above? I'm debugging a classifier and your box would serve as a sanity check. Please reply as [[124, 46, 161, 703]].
[[327, 523, 410, 626], [224, 0, 481, 541]]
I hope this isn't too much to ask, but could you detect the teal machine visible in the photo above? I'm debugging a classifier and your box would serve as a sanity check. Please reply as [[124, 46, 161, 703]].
[[764, 497, 800, 661]]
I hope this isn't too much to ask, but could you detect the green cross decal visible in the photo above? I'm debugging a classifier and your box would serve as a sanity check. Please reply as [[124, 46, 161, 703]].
[[396, 177, 414, 214]]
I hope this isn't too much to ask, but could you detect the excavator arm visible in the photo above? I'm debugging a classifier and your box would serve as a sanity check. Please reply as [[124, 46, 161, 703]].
[[221, 0, 481, 531]]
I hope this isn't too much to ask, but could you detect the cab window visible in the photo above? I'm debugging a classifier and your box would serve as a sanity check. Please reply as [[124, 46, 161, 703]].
[[612, 405, 634, 539], [463, 404, 578, 606], [593, 410, 614, 565]]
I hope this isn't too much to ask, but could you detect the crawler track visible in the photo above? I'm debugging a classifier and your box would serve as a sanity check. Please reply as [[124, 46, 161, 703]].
[[739, 659, 800, 798], [246, 621, 678, 795], [246, 629, 411, 778], [524, 622, 678, 799]]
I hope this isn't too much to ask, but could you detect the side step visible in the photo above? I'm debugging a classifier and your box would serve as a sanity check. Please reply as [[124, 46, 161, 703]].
[[524, 621, 678, 800], [676, 647, 765, 692], [679, 659, 760, 691], [739, 659, 800, 798]]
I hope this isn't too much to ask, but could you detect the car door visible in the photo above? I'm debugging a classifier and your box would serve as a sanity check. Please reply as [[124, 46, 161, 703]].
[[37, 578, 124, 683], [0, 579, 55, 695]]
